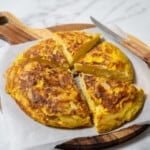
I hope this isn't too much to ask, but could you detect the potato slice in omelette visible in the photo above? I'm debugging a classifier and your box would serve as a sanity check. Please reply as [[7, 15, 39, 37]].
[[79, 73, 144, 133], [16, 39, 69, 68], [54, 31, 101, 66], [75, 42, 134, 82], [5, 60, 92, 128]]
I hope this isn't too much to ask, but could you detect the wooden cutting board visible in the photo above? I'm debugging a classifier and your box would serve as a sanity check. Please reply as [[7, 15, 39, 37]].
[[0, 11, 149, 149], [0, 11, 94, 44]]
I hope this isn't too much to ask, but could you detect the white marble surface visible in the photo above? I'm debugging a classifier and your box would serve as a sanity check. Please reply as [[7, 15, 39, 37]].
[[0, 0, 150, 149], [0, 0, 150, 45]]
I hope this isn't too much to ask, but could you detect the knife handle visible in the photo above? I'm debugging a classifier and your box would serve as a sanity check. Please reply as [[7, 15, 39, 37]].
[[120, 35, 150, 67], [127, 34, 150, 50]]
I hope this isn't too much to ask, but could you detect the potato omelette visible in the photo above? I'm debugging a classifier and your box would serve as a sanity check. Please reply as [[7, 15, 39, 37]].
[[5, 30, 144, 133]]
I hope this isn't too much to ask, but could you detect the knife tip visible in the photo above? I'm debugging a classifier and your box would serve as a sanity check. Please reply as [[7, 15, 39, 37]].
[[90, 16, 97, 24], [90, 16, 94, 20]]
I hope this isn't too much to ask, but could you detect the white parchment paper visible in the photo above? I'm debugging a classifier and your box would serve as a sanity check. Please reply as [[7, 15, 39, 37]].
[[0, 28, 150, 150]]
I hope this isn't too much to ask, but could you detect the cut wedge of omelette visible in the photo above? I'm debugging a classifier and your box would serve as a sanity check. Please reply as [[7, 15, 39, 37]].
[[15, 39, 69, 69], [5, 60, 92, 128], [75, 42, 134, 82], [54, 31, 101, 66], [79, 73, 144, 133]]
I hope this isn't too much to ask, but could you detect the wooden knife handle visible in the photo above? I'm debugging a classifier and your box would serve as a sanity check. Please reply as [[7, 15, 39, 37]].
[[127, 34, 150, 50], [121, 38, 150, 67]]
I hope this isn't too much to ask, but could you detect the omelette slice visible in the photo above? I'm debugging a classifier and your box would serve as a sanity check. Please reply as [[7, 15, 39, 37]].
[[75, 42, 134, 82], [54, 31, 100, 66], [5, 60, 92, 128], [79, 73, 144, 133], [16, 39, 69, 68]]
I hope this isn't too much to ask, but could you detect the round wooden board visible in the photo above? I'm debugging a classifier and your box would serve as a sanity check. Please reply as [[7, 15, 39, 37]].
[[0, 11, 149, 150]]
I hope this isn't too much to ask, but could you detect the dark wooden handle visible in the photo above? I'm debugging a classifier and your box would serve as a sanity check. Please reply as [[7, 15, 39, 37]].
[[55, 125, 149, 150]]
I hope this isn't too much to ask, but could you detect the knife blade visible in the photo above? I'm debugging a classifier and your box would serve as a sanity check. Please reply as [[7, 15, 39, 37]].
[[90, 16, 127, 42], [90, 16, 150, 66]]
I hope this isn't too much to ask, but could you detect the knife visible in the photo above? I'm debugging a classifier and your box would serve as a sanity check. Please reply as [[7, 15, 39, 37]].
[[90, 16, 150, 67]]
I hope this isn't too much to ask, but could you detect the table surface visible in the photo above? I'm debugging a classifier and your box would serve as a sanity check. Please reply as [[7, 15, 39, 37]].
[[0, 0, 150, 46], [0, 0, 150, 149]]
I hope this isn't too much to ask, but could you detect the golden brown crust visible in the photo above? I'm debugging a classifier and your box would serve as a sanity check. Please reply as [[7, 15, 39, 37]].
[[82, 74, 138, 112], [79, 73, 144, 132], [6, 60, 92, 128], [56, 31, 97, 54], [18, 39, 69, 68], [75, 42, 134, 82], [54, 31, 100, 65]]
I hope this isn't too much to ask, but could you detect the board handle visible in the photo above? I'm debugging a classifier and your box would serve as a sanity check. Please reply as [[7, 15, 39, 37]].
[[0, 11, 95, 45], [0, 11, 53, 44], [56, 125, 149, 150]]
